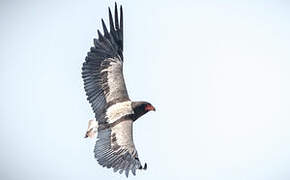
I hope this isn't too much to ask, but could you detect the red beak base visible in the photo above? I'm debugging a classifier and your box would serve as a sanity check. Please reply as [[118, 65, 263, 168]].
[[145, 104, 156, 111]]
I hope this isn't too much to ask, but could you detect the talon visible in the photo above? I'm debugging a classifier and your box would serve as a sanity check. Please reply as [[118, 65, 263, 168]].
[[84, 119, 98, 138], [85, 128, 94, 138]]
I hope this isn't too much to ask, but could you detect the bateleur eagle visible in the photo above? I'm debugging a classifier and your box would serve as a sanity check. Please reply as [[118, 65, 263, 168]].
[[82, 3, 155, 177]]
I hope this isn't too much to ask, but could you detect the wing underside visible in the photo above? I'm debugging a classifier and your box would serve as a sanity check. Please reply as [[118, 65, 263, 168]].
[[95, 120, 145, 177]]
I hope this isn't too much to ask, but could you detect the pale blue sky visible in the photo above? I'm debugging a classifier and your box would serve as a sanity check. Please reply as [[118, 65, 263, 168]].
[[1, 0, 290, 179]]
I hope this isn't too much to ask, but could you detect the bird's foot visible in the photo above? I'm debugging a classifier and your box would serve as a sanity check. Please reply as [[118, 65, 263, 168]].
[[84, 119, 98, 138]]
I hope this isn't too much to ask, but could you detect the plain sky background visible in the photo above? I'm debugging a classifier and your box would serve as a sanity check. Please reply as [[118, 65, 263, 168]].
[[1, 0, 290, 179]]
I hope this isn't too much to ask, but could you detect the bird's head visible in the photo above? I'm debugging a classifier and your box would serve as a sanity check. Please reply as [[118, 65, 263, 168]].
[[131, 101, 155, 120]]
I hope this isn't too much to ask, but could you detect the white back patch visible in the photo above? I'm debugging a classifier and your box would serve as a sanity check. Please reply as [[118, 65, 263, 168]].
[[106, 101, 133, 124]]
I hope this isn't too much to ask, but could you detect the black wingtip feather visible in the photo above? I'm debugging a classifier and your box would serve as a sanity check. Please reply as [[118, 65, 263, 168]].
[[120, 5, 123, 34], [143, 163, 147, 170], [108, 7, 115, 32], [114, 2, 119, 29], [97, 30, 104, 41], [101, 19, 110, 38]]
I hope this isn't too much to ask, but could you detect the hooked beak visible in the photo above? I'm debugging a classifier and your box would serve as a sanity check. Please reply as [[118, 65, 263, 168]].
[[145, 105, 156, 111]]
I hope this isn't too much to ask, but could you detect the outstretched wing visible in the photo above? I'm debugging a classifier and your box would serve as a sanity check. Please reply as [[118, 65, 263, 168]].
[[95, 118, 146, 177], [82, 3, 129, 123]]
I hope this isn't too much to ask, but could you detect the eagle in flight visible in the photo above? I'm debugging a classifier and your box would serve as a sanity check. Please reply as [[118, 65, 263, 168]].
[[82, 3, 155, 177]]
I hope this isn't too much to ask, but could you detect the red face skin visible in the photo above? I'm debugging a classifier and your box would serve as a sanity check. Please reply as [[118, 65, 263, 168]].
[[145, 104, 156, 111]]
